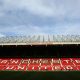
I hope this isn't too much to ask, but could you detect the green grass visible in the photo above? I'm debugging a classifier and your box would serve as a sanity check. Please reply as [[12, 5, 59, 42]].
[[0, 71, 80, 80]]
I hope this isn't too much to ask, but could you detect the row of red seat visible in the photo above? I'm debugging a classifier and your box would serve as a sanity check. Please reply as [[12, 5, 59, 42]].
[[0, 58, 80, 71]]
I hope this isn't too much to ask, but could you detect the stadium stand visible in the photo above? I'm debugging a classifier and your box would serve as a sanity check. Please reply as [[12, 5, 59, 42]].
[[0, 58, 80, 71], [0, 35, 80, 80]]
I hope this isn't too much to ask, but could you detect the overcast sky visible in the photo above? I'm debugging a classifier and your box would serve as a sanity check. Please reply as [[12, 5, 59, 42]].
[[0, 0, 80, 36]]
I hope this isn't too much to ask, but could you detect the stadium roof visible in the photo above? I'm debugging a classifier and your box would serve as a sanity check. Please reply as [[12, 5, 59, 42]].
[[0, 35, 80, 45]]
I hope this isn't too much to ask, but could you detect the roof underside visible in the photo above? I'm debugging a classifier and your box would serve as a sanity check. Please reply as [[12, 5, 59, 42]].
[[0, 35, 80, 45]]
